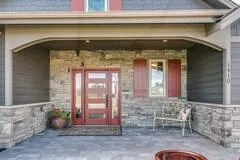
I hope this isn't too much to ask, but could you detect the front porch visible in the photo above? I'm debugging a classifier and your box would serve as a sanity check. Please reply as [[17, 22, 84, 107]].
[[1, 22, 240, 152], [0, 127, 238, 160]]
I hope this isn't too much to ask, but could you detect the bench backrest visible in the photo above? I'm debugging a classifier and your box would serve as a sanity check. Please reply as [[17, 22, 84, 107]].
[[162, 103, 191, 120]]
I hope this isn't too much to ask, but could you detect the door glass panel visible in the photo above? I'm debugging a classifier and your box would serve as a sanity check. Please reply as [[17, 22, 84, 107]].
[[75, 73, 82, 119], [88, 73, 106, 79], [88, 83, 106, 89], [88, 103, 106, 109], [112, 73, 119, 119], [88, 93, 106, 99], [89, 113, 106, 119]]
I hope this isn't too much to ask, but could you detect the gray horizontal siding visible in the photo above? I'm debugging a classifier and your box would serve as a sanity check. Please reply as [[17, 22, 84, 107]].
[[232, 18, 240, 36], [13, 47, 50, 105], [0, 25, 5, 105], [0, 0, 70, 12], [231, 42, 240, 104], [0, 0, 228, 12], [187, 44, 223, 104], [122, 0, 213, 10]]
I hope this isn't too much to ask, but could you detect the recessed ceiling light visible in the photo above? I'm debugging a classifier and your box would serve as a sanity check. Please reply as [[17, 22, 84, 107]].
[[163, 40, 168, 43], [85, 40, 90, 43]]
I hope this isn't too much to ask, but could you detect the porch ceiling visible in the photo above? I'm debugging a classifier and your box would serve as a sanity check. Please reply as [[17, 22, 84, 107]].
[[35, 40, 196, 50]]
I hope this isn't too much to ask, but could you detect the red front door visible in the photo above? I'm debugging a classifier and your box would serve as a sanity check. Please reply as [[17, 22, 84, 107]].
[[72, 69, 121, 125], [85, 71, 109, 125]]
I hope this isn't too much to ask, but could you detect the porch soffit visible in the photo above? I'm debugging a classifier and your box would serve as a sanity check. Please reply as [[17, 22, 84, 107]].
[[0, 10, 229, 24], [5, 24, 225, 52]]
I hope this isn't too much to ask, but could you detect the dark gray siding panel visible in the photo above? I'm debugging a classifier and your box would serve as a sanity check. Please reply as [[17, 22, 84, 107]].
[[231, 42, 240, 104], [187, 45, 223, 104], [0, 26, 5, 105], [122, 0, 213, 10], [232, 18, 240, 36], [13, 47, 49, 105], [0, 0, 70, 12]]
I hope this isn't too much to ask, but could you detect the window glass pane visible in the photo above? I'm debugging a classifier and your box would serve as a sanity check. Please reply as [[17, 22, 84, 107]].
[[112, 73, 119, 119], [75, 73, 82, 119], [88, 0, 106, 12], [150, 61, 165, 96]]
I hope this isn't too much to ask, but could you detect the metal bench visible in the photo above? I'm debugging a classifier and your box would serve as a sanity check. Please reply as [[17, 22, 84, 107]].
[[153, 102, 192, 136]]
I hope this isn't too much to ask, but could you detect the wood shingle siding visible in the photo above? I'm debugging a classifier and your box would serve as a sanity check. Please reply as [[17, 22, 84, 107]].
[[13, 47, 50, 105], [122, 0, 213, 10], [0, 0, 70, 12], [187, 44, 223, 104], [0, 26, 4, 105], [231, 42, 240, 104]]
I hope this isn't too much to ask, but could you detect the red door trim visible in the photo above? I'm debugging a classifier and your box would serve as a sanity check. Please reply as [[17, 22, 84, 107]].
[[71, 68, 121, 126]]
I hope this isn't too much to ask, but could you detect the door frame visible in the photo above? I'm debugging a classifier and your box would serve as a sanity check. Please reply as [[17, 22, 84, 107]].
[[71, 68, 121, 126]]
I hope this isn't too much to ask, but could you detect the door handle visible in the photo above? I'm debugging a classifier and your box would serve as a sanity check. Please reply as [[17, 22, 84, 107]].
[[106, 95, 108, 108]]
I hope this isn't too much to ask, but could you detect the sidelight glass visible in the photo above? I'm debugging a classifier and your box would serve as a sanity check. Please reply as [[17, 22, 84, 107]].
[[75, 73, 82, 118], [112, 73, 119, 119], [149, 60, 166, 96]]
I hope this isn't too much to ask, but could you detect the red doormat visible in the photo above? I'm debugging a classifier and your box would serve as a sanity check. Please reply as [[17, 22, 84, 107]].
[[59, 125, 122, 136]]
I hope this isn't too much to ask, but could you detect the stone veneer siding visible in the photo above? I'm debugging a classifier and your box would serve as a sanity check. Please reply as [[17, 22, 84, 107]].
[[0, 103, 51, 149], [191, 102, 240, 148], [50, 50, 187, 127]]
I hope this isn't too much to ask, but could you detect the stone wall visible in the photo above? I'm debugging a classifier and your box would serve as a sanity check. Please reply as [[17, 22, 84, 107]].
[[0, 102, 51, 149], [191, 102, 240, 148], [50, 50, 187, 126]]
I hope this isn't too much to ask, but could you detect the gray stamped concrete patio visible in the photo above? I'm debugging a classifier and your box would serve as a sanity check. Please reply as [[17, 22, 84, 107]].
[[0, 127, 239, 160]]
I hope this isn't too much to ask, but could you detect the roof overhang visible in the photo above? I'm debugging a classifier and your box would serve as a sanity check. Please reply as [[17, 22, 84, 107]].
[[0, 10, 229, 24], [217, 0, 238, 8], [207, 6, 240, 35]]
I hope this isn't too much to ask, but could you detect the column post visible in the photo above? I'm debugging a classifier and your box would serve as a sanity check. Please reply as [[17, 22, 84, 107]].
[[5, 49, 13, 105], [223, 26, 231, 105]]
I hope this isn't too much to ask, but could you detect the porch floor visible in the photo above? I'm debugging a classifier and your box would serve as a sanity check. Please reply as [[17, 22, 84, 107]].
[[0, 127, 239, 160]]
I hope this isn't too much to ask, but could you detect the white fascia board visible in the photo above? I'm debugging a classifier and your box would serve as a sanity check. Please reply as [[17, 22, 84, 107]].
[[218, 0, 238, 8]]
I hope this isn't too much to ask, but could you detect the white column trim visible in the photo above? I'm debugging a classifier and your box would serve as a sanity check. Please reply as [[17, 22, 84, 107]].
[[5, 49, 13, 105], [223, 26, 231, 105]]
